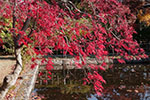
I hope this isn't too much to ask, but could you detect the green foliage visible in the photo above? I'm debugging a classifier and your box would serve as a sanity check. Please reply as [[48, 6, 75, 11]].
[[21, 45, 36, 69], [0, 17, 14, 54], [61, 84, 91, 94]]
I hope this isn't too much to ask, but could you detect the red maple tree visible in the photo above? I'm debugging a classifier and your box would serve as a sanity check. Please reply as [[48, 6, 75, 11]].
[[0, 0, 147, 98]]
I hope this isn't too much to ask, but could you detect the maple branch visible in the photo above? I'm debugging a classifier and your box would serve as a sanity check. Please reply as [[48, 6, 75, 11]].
[[64, 35, 70, 49], [21, 17, 31, 32], [12, 0, 16, 39], [68, 1, 86, 14], [61, 28, 70, 47], [68, 1, 104, 18], [107, 26, 121, 41], [78, 51, 89, 79], [15, 17, 31, 48], [88, 1, 96, 15], [16, 9, 32, 47], [64, 2, 72, 14], [18, 18, 36, 48], [61, 0, 68, 3], [110, 31, 120, 40], [28, 19, 36, 38], [79, 52, 84, 62]]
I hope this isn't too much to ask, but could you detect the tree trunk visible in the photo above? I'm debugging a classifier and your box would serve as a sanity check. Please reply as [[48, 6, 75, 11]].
[[0, 47, 22, 99]]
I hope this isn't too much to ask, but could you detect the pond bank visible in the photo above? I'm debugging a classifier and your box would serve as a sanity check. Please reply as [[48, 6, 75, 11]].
[[40, 56, 150, 70], [3, 64, 39, 100]]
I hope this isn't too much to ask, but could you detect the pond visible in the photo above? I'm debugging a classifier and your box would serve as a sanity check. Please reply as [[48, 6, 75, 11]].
[[32, 64, 150, 100]]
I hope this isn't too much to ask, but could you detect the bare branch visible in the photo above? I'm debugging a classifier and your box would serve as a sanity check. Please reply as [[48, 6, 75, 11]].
[[110, 31, 120, 41], [88, 1, 96, 15]]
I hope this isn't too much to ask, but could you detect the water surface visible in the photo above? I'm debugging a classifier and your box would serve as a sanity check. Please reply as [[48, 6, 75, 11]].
[[33, 64, 150, 100]]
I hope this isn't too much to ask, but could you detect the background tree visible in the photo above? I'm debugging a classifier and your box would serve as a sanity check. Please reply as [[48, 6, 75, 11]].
[[0, 0, 147, 98], [122, 0, 150, 53]]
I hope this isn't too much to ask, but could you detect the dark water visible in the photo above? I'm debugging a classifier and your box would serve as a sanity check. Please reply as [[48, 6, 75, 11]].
[[32, 64, 150, 100]]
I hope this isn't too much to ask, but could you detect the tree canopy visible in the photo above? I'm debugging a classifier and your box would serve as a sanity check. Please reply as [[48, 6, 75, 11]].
[[0, 0, 147, 98]]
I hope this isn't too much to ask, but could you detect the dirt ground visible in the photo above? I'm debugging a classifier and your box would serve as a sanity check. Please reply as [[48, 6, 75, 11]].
[[0, 55, 15, 84]]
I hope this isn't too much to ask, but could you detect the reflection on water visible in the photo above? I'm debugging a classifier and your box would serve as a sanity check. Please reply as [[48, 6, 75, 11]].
[[33, 64, 150, 100]]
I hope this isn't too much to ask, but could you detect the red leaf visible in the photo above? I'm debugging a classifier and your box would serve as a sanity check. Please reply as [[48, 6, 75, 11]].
[[118, 59, 126, 63], [48, 75, 51, 79], [43, 80, 47, 83], [38, 72, 43, 76], [31, 64, 37, 69]]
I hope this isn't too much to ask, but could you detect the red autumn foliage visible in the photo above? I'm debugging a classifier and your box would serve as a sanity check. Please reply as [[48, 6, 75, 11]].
[[0, 0, 147, 96]]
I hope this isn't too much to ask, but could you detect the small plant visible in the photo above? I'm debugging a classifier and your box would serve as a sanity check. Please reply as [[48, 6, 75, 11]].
[[0, 17, 14, 54]]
